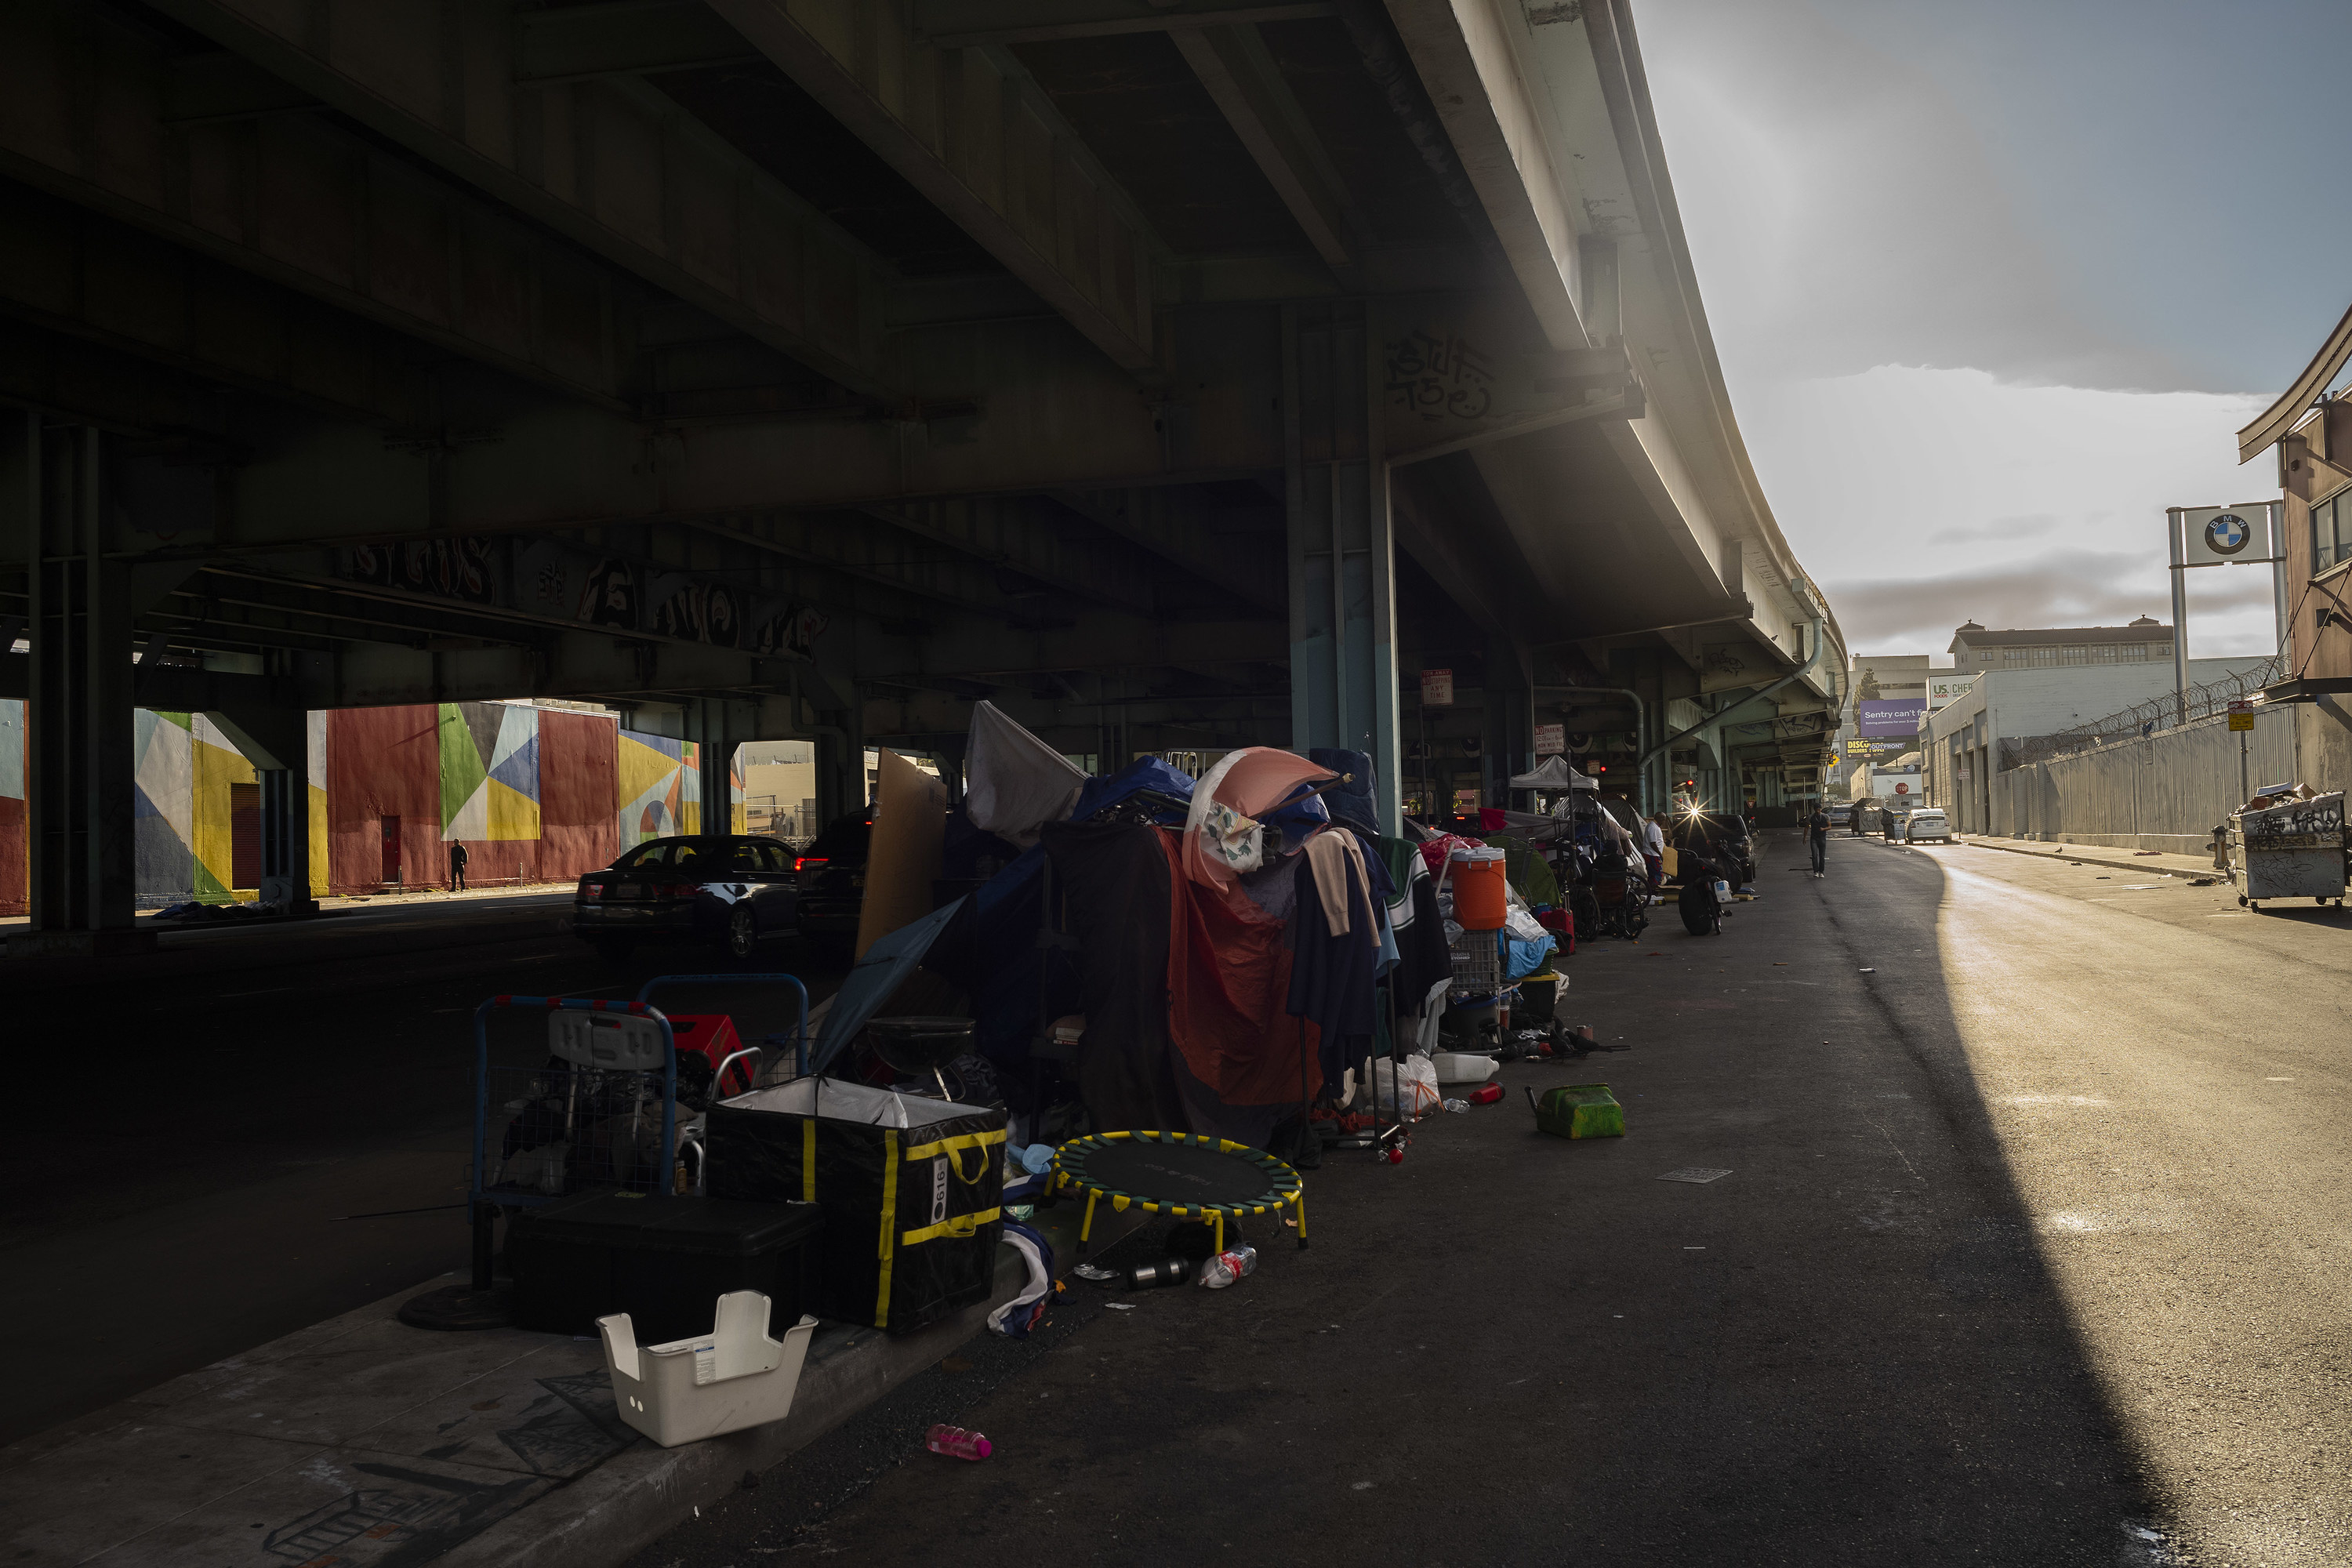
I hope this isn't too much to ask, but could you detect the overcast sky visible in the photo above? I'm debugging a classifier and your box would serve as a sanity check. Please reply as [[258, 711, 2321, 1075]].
[[1638, 0, 2352, 662]]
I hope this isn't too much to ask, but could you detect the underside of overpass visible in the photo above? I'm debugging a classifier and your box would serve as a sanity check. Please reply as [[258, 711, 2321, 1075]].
[[0, 0, 1845, 949]]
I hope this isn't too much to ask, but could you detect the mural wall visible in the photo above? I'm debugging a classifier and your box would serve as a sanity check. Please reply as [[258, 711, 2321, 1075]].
[[0, 698, 746, 913]]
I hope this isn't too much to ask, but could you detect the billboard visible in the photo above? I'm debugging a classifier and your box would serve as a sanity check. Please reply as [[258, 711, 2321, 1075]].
[[1858, 698, 1928, 738], [1928, 673, 1977, 708]]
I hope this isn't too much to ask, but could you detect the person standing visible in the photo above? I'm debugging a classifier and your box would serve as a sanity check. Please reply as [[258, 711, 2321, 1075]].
[[1806, 804, 1830, 877], [448, 840, 470, 892]]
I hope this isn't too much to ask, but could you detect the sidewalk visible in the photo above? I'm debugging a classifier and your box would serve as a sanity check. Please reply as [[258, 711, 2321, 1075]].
[[1, 1198, 1138, 1568], [1951, 832, 2221, 880]]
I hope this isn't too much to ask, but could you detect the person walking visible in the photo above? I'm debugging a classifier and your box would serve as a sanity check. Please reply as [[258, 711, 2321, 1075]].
[[448, 840, 470, 892], [1806, 804, 1830, 877]]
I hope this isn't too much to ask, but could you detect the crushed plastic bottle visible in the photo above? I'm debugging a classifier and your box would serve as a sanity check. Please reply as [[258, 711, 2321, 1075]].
[[925, 1424, 992, 1461], [1442, 1098, 1469, 1114], [1198, 1244, 1258, 1289]]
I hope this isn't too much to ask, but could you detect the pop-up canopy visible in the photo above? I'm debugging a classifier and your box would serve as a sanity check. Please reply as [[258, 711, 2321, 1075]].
[[1508, 757, 1592, 790]]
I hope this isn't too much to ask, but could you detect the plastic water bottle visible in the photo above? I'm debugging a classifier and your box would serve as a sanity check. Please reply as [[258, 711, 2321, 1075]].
[[925, 1424, 993, 1461], [1442, 1098, 1469, 1114], [1198, 1244, 1258, 1289]]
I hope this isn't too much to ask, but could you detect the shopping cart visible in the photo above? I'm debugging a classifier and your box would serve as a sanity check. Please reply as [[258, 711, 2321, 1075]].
[[468, 995, 681, 1290]]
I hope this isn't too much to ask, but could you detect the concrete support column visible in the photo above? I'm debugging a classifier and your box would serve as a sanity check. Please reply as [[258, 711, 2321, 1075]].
[[16, 420, 148, 956], [1485, 637, 1534, 808], [1283, 301, 1401, 831], [693, 697, 735, 835], [203, 696, 314, 913]]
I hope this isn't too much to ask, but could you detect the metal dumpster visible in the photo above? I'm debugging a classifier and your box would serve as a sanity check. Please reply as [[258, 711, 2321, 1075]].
[[2229, 790, 2347, 911]]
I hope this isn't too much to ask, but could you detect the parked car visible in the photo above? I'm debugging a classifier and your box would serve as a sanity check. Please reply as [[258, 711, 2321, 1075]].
[[1827, 804, 1853, 827], [573, 835, 800, 962], [1902, 809, 1952, 844], [793, 809, 874, 964]]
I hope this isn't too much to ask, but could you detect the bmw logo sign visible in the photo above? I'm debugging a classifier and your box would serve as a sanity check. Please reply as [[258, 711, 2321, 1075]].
[[2206, 513, 2252, 556]]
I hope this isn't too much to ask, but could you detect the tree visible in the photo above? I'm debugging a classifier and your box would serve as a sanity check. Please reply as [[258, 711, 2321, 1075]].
[[1857, 668, 1882, 702]]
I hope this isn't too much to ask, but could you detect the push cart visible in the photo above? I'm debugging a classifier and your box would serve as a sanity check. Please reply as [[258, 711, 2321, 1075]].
[[469, 995, 681, 1290], [2229, 791, 2347, 912]]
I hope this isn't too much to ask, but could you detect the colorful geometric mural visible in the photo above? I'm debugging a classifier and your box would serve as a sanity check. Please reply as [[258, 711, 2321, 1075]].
[[438, 702, 541, 840], [2, 699, 747, 913], [617, 731, 702, 848]]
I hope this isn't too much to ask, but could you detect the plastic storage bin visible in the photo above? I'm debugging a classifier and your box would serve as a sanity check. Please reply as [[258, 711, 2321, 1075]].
[[508, 1192, 823, 1342], [1450, 849, 1508, 930], [600, 1290, 818, 1448], [706, 1077, 1006, 1334]]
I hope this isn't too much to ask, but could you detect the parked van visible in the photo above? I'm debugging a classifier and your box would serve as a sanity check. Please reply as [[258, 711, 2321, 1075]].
[[1903, 809, 1951, 844]]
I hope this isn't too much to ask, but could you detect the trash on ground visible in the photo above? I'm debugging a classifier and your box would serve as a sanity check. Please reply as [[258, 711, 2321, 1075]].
[[925, 1424, 992, 1461], [1525, 1083, 1624, 1139], [1073, 1263, 1118, 1283], [1442, 1098, 1469, 1114], [1125, 1257, 1194, 1289], [1657, 1168, 1733, 1184], [1858, 967, 1876, 973], [1199, 1245, 1258, 1289], [1468, 1083, 1505, 1105], [1105, 1301, 1137, 1311]]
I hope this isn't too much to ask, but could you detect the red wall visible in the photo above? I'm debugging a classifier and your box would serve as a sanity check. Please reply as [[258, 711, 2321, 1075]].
[[539, 710, 619, 881], [0, 793, 23, 916], [325, 706, 443, 893]]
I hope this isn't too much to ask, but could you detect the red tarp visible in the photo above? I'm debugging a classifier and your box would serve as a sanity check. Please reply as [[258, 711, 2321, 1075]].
[[1159, 830, 1319, 1108]]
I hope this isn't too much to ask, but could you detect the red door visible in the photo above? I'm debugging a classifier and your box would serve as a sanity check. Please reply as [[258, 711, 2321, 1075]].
[[381, 817, 402, 884], [229, 782, 262, 890]]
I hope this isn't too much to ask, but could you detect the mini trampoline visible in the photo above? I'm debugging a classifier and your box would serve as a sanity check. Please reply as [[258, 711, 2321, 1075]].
[[1052, 1131, 1306, 1254]]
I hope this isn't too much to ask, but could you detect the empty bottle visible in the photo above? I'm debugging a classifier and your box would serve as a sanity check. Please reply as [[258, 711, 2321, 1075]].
[[925, 1424, 993, 1461], [1199, 1244, 1258, 1289], [1468, 1083, 1504, 1106], [1442, 1098, 1469, 1114], [1124, 1256, 1194, 1290]]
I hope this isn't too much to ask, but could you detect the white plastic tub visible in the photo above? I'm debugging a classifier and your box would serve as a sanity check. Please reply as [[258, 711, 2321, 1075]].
[[598, 1290, 818, 1448], [1429, 1052, 1501, 1085]]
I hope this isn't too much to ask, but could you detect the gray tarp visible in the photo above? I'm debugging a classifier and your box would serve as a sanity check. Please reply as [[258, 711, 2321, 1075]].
[[964, 700, 1085, 848]]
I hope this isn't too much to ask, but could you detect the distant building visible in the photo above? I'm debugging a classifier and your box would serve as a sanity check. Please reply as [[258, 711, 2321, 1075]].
[[1948, 617, 2174, 671], [1926, 655, 2271, 832]]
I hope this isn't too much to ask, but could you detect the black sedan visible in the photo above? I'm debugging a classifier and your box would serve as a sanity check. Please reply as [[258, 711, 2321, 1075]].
[[573, 835, 800, 962], [791, 810, 873, 964]]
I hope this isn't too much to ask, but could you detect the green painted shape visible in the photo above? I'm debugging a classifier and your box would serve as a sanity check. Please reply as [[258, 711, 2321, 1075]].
[[155, 711, 193, 731], [437, 703, 488, 831], [191, 859, 238, 906], [1532, 1083, 1624, 1139]]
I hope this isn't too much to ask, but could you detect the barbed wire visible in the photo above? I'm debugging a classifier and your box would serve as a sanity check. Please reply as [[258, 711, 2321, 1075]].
[[1999, 655, 2283, 767]]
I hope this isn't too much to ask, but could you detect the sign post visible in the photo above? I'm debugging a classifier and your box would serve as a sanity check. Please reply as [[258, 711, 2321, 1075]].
[[2170, 503, 2288, 728], [2230, 698, 2255, 804]]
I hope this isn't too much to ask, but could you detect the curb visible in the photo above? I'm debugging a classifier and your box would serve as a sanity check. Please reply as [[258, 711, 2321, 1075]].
[[1955, 837, 2216, 880]]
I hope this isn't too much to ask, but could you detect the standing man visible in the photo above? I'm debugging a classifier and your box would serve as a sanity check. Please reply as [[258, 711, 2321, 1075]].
[[1806, 803, 1830, 877], [448, 840, 470, 892]]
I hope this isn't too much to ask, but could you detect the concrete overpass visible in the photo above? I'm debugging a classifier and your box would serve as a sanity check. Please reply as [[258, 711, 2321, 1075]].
[[0, 0, 1844, 950]]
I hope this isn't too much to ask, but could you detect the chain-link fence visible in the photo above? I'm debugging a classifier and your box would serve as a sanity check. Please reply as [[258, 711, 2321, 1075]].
[[2003, 655, 2282, 768]]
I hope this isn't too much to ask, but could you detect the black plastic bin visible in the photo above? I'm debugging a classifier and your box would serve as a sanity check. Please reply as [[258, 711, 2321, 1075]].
[[706, 1077, 1005, 1335], [506, 1192, 824, 1342]]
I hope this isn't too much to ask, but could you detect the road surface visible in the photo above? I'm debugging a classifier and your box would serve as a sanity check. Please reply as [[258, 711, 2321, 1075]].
[[639, 830, 2352, 1568]]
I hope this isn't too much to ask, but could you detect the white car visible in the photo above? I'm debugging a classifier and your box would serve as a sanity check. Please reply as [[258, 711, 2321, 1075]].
[[1903, 810, 1951, 843]]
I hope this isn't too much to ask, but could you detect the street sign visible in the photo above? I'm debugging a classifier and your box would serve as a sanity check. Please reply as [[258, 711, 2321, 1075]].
[[2229, 699, 2255, 732], [1534, 723, 1564, 755], [1421, 668, 1454, 706], [1894, 782, 1910, 795]]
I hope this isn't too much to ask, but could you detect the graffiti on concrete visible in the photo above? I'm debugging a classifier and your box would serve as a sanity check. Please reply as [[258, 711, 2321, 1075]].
[[1385, 330, 1494, 423]]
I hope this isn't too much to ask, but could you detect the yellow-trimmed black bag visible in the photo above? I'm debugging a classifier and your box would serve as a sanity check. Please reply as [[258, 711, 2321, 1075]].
[[707, 1079, 1005, 1334]]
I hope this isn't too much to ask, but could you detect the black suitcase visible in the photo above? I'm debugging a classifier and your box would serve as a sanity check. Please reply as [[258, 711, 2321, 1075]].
[[706, 1078, 1005, 1334], [507, 1192, 824, 1342]]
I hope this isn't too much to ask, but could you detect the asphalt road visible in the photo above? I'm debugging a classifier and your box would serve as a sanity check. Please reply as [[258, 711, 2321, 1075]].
[[637, 829, 2352, 1568], [2, 892, 842, 1447]]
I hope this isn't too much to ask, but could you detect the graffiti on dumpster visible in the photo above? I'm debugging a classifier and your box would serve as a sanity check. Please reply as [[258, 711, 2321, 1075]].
[[1385, 329, 1494, 423]]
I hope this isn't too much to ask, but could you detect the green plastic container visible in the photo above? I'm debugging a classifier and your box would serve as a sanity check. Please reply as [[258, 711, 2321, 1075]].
[[1526, 1083, 1624, 1139]]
